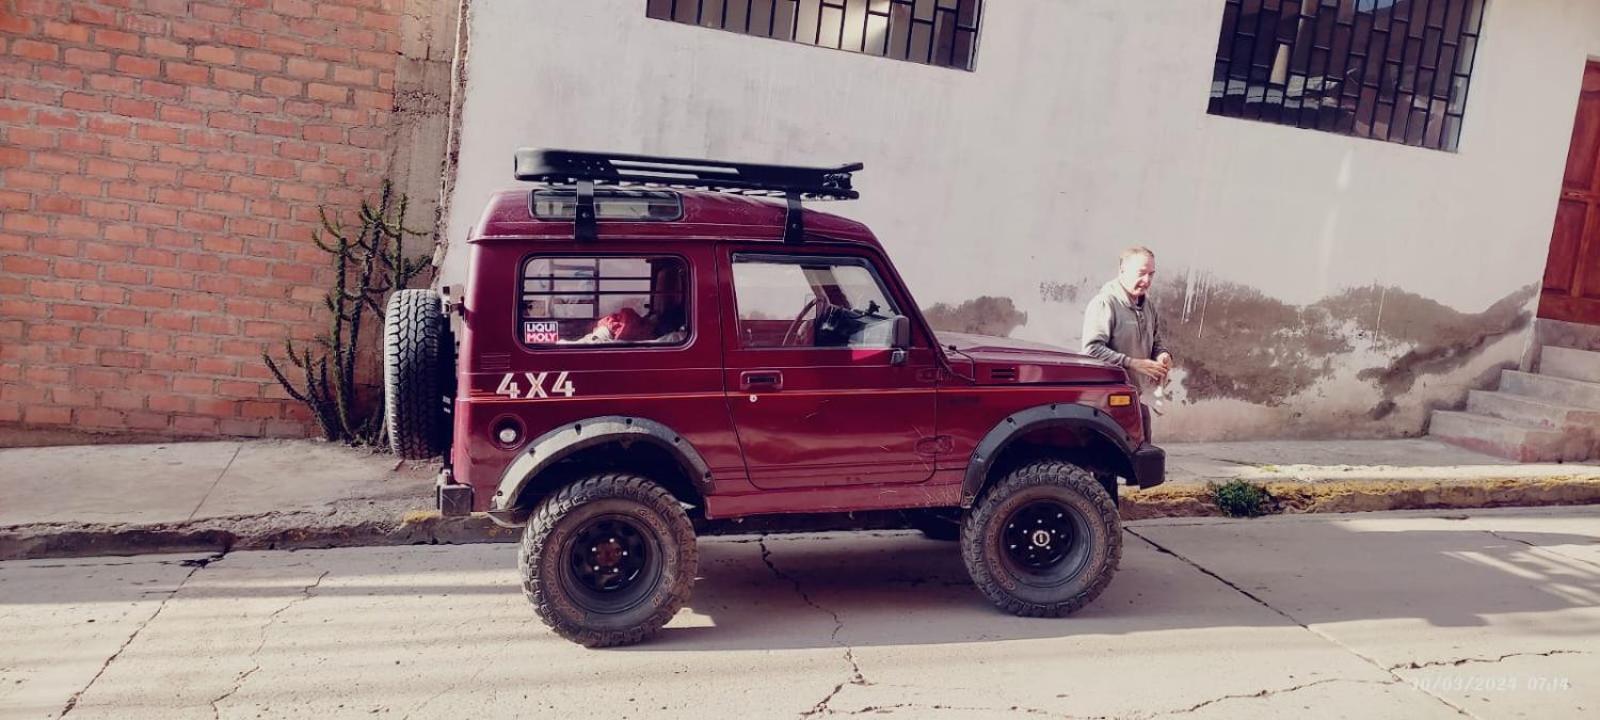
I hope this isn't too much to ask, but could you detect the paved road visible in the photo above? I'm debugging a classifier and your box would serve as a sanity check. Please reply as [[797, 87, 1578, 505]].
[[2, 508, 1596, 719]]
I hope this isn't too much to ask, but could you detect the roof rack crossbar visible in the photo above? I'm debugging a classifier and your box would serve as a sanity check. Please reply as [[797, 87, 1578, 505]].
[[513, 149, 862, 243]]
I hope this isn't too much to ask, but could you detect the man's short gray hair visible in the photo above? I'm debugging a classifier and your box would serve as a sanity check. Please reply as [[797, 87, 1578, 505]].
[[1119, 246, 1155, 264]]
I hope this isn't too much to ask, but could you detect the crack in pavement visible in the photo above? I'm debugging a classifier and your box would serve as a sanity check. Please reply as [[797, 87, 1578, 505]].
[[58, 550, 228, 718], [842, 702, 1103, 718], [1123, 528, 1480, 719], [1484, 530, 1600, 571], [1390, 650, 1590, 671], [208, 569, 331, 720], [756, 536, 867, 718], [1152, 678, 1398, 717], [401, 616, 537, 719]]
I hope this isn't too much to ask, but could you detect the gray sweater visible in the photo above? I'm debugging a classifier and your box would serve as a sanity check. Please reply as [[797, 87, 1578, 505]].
[[1081, 281, 1169, 380]]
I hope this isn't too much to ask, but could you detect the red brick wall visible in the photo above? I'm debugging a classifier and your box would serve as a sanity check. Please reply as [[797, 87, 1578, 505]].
[[0, 0, 407, 439]]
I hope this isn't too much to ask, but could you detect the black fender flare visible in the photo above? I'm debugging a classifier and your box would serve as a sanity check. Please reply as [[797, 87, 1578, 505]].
[[959, 403, 1136, 507], [488, 416, 714, 523]]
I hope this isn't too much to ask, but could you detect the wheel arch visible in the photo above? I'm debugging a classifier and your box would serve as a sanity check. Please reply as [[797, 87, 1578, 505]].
[[487, 416, 713, 527], [960, 403, 1136, 508]]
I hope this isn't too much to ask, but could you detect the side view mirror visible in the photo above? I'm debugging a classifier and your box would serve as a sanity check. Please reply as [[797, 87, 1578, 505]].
[[890, 315, 911, 366]]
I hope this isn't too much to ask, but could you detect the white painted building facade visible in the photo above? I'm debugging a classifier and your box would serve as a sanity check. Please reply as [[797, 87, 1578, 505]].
[[439, 0, 1600, 442]]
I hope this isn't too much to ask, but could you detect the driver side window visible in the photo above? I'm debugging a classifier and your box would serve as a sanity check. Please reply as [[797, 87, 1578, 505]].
[[731, 254, 900, 349]]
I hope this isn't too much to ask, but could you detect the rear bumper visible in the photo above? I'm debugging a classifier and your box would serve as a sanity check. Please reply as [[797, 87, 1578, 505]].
[[1132, 444, 1166, 489]]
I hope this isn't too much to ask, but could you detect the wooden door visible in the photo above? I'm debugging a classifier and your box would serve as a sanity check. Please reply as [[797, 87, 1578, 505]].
[[1539, 61, 1600, 325]]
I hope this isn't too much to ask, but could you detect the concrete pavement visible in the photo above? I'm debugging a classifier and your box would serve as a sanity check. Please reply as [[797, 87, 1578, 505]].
[[1, 507, 1595, 719], [2, 438, 1598, 560]]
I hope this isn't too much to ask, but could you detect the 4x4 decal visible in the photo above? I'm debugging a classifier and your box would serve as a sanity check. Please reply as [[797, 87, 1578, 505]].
[[494, 371, 576, 399]]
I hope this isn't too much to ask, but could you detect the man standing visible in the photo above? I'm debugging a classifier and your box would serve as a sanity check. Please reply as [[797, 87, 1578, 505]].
[[1081, 246, 1173, 396]]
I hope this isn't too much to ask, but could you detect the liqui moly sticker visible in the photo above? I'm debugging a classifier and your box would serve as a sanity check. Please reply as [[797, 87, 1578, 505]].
[[524, 321, 560, 344]]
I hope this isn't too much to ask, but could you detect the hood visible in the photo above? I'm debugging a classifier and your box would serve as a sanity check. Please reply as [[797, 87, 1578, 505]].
[[938, 331, 1128, 385]]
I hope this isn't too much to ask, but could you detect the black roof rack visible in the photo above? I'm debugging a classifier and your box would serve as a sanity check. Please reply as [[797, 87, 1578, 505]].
[[513, 149, 863, 243]]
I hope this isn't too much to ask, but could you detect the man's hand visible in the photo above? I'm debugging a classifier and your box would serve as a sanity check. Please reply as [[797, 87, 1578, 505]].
[[1128, 358, 1168, 383], [1156, 352, 1173, 370]]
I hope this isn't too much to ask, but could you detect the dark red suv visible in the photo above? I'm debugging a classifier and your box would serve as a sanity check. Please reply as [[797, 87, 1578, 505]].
[[383, 150, 1165, 647]]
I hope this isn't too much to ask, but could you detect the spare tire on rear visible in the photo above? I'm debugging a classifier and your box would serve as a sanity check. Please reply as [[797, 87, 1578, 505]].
[[384, 289, 452, 459]]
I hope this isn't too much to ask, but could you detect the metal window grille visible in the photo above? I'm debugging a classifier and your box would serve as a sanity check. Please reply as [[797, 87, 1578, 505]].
[[646, 0, 982, 71], [1207, 0, 1487, 152]]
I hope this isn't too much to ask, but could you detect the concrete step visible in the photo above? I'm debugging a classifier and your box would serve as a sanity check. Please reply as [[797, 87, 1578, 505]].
[[1428, 411, 1594, 463], [1541, 345, 1600, 384], [1500, 370, 1600, 411], [1467, 390, 1600, 430]]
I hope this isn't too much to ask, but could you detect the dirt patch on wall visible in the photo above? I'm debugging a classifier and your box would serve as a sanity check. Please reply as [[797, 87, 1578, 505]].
[[1150, 281, 1350, 405], [1149, 281, 1538, 408], [922, 296, 1028, 337]]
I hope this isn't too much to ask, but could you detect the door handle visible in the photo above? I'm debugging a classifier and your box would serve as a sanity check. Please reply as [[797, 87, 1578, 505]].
[[740, 370, 784, 392]]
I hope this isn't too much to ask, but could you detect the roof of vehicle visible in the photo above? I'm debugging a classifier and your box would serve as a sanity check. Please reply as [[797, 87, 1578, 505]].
[[471, 188, 881, 247]]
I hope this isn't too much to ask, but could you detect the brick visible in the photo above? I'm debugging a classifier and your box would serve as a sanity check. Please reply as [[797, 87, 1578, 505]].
[[59, 134, 105, 154], [220, 418, 264, 436], [86, 158, 130, 179], [107, 140, 153, 161], [61, 92, 107, 112], [40, 20, 89, 43], [184, 128, 230, 149], [207, 112, 250, 131], [126, 411, 171, 430], [51, 304, 96, 322], [154, 187, 199, 206], [256, 158, 295, 178], [27, 323, 73, 343], [216, 28, 261, 49], [87, 115, 132, 137], [165, 62, 209, 84], [159, 105, 205, 125], [261, 77, 302, 98], [238, 94, 278, 113], [11, 39, 61, 62], [92, 29, 141, 53], [54, 259, 98, 280], [37, 65, 87, 88], [284, 100, 323, 118], [78, 327, 123, 347], [192, 3, 236, 23], [24, 365, 70, 384], [151, 269, 191, 289], [152, 313, 193, 332], [146, 36, 188, 59], [50, 386, 98, 408], [35, 108, 77, 128], [29, 280, 77, 301], [124, 14, 168, 35], [186, 85, 232, 107], [4, 213, 52, 234], [203, 153, 248, 173], [217, 380, 260, 398], [24, 405, 72, 425], [177, 377, 220, 396], [261, 35, 304, 56], [141, 80, 185, 100], [213, 68, 256, 91], [57, 217, 102, 240], [114, 55, 162, 78], [307, 82, 347, 103], [285, 57, 327, 80], [348, 127, 387, 148], [130, 288, 174, 308], [1, 256, 50, 276], [239, 52, 282, 74], [85, 199, 131, 220], [72, 5, 118, 26], [312, 45, 354, 64], [135, 205, 180, 225], [59, 175, 105, 196], [101, 389, 146, 410], [331, 66, 376, 87], [99, 350, 144, 368], [149, 354, 192, 372], [170, 19, 212, 43], [193, 45, 237, 65], [277, 142, 319, 162], [111, 97, 157, 119], [200, 234, 246, 253], [173, 415, 219, 434], [131, 247, 176, 266], [181, 211, 226, 231], [132, 165, 179, 185], [107, 183, 151, 202], [194, 357, 237, 377], [126, 332, 172, 352], [86, 72, 136, 94], [135, 124, 183, 144]]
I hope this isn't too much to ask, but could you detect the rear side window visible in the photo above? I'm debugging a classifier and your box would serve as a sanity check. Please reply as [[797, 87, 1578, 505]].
[[519, 256, 689, 347]]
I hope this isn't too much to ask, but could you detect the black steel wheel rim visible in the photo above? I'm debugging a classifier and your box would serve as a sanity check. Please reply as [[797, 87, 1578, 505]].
[[562, 514, 661, 614], [999, 499, 1091, 584]]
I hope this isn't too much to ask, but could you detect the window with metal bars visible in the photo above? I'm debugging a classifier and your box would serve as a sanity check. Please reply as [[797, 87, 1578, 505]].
[[1208, 0, 1486, 152], [645, 0, 982, 71]]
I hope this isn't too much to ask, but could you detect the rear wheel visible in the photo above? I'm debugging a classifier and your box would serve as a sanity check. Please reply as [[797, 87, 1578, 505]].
[[518, 472, 698, 647], [961, 460, 1121, 617], [383, 289, 452, 459]]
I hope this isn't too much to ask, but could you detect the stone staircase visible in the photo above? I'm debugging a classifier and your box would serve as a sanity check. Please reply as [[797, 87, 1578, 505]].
[[1429, 345, 1600, 462]]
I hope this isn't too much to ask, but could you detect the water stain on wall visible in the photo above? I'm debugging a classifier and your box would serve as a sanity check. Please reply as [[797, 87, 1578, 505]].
[[1149, 280, 1538, 409], [922, 296, 1029, 337]]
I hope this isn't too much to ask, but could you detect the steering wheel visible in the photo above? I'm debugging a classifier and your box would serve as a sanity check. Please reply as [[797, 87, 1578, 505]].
[[781, 298, 820, 347]]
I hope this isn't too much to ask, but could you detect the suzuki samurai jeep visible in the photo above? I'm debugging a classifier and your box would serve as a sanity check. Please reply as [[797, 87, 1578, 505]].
[[383, 150, 1165, 647]]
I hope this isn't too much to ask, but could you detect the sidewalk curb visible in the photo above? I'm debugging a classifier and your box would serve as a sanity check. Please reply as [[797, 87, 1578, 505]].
[[4, 476, 1599, 561]]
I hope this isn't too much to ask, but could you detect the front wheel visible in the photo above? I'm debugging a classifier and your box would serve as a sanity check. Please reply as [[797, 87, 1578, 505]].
[[961, 460, 1121, 617], [518, 473, 698, 647]]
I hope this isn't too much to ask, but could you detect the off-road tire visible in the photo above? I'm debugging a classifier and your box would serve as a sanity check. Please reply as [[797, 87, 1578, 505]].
[[518, 473, 698, 648], [907, 508, 961, 541], [383, 289, 451, 459], [961, 460, 1121, 617]]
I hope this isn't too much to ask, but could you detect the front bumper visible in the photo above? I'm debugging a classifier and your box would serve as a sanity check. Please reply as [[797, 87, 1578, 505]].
[[1132, 444, 1166, 489], [436, 468, 474, 516]]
